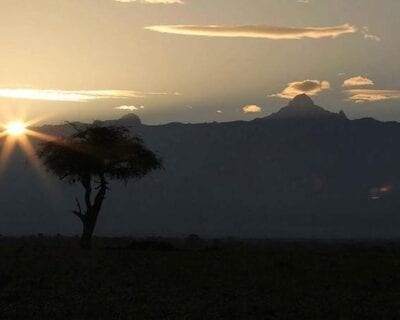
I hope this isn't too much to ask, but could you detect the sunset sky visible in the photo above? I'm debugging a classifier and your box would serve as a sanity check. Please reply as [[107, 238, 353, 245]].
[[0, 0, 398, 124]]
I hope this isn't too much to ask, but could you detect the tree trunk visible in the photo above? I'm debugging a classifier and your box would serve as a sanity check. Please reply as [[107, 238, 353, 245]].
[[77, 176, 108, 250], [80, 220, 95, 250]]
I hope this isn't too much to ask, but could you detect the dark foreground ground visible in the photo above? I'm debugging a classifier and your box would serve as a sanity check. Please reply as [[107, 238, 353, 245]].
[[1, 237, 400, 320]]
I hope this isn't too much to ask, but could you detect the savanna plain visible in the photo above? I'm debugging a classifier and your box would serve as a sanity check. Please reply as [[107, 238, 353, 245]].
[[0, 237, 399, 320]]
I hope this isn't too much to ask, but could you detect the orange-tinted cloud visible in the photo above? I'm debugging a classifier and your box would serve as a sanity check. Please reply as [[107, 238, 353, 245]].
[[343, 76, 374, 88], [243, 105, 262, 113], [0, 89, 144, 102], [146, 24, 356, 40], [346, 89, 400, 103], [272, 80, 330, 99], [115, 105, 145, 111], [0, 89, 180, 102]]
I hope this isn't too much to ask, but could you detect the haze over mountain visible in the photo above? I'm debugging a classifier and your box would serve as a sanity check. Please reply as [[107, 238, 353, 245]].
[[2, 94, 400, 238]]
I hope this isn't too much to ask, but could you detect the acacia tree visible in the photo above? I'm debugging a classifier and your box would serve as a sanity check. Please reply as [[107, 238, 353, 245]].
[[38, 125, 161, 249]]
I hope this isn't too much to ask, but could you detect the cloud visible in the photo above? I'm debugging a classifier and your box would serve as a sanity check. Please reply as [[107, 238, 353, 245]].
[[145, 24, 356, 40], [0, 89, 180, 102], [346, 89, 400, 103], [114, 0, 183, 3], [147, 91, 182, 96], [0, 89, 145, 102], [343, 76, 374, 88], [243, 105, 262, 113], [361, 26, 381, 42], [272, 80, 330, 99], [115, 105, 145, 111]]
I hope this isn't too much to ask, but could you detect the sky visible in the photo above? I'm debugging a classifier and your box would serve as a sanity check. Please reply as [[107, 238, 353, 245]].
[[0, 0, 399, 125]]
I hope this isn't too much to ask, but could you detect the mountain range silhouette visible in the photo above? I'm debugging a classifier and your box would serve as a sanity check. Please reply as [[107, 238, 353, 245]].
[[2, 94, 400, 238]]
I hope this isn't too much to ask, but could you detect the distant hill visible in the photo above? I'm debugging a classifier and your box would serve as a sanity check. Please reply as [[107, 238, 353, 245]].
[[2, 94, 400, 238]]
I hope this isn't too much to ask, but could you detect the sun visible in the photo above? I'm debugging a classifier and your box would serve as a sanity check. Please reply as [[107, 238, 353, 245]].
[[5, 121, 27, 136], [0, 117, 56, 176]]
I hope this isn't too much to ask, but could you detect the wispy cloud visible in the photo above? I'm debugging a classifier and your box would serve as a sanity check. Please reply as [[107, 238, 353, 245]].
[[346, 89, 400, 103], [0, 89, 144, 102], [115, 105, 145, 111], [147, 91, 182, 96], [243, 105, 262, 113], [361, 26, 381, 42], [271, 80, 330, 99], [0, 89, 180, 102], [114, 0, 183, 3], [343, 76, 374, 88], [146, 24, 356, 40]]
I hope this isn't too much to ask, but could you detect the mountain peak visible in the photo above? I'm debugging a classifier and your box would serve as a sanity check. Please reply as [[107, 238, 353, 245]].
[[117, 113, 142, 126], [268, 94, 347, 121], [288, 94, 315, 108]]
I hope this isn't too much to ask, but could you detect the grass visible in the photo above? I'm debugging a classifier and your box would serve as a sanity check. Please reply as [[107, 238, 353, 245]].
[[1, 236, 400, 319]]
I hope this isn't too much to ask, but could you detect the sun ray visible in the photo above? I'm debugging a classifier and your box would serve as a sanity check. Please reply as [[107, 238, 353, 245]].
[[0, 117, 62, 202], [0, 136, 17, 174], [0, 112, 63, 206], [17, 134, 61, 201], [17, 135, 41, 167], [25, 113, 54, 127], [25, 129, 57, 142], [0, 119, 57, 176], [0, 131, 9, 139]]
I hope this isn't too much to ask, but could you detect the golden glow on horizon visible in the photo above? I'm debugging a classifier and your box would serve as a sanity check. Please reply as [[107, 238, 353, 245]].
[[5, 121, 27, 136]]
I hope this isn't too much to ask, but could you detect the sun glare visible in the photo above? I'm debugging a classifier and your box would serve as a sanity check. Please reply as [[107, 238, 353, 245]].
[[5, 121, 27, 136], [0, 116, 56, 176]]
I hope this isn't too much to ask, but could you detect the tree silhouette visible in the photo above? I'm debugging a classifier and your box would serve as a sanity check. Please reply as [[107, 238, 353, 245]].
[[38, 125, 161, 249]]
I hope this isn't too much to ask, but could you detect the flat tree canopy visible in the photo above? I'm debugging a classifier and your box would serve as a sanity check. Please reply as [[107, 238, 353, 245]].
[[39, 125, 161, 183]]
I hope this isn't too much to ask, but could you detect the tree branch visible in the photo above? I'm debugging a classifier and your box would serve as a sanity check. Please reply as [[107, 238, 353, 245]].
[[93, 174, 108, 212], [81, 175, 92, 209], [72, 210, 85, 221], [72, 197, 85, 222], [75, 197, 82, 213]]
